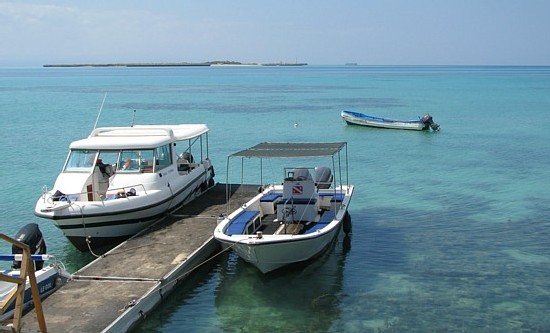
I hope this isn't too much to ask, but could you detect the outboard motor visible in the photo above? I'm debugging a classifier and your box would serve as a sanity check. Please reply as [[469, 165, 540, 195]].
[[12, 223, 47, 270], [421, 113, 440, 131], [315, 166, 333, 189]]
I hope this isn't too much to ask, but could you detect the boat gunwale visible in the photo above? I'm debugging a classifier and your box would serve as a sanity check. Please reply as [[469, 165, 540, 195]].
[[35, 169, 208, 221], [216, 184, 353, 244]]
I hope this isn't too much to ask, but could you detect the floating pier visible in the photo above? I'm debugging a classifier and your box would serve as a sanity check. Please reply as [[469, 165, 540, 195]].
[[20, 184, 258, 333]]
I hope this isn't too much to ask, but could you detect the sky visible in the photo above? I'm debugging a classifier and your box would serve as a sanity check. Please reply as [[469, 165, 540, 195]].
[[1, 0, 549, 66]]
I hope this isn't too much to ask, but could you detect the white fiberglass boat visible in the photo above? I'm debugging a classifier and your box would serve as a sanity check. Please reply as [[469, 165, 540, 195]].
[[214, 142, 354, 273], [341, 110, 440, 131], [34, 124, 215, 251]]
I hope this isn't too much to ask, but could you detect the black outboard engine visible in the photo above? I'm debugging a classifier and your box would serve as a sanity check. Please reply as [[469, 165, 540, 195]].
[[12, 223, 47, 270], [421, 113, 440, 131]]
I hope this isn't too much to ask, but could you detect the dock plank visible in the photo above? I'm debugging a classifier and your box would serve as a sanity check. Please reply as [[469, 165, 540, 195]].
[[21, 184, 258, 333]]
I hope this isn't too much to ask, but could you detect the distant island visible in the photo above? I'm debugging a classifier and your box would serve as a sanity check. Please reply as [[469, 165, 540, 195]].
[[43, 61, 307, 68]]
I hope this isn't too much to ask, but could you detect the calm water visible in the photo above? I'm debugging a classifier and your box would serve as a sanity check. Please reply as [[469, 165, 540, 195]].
[[0, 66, 549, 332]]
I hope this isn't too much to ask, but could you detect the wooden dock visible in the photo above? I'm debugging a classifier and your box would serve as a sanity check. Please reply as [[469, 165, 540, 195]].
[[20, 184, 259, 333]]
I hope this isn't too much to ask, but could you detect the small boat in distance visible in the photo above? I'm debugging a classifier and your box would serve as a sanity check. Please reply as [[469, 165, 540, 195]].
[[214, 142, 354, 274], [341, 110, 440, 131], [34, 124, 216, 251]]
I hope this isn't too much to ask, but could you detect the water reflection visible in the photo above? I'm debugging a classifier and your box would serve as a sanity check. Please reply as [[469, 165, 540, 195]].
[[215, 232, 352, 332]]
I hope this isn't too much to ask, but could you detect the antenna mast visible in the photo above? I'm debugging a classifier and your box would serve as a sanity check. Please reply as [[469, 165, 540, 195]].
[[93, 93, 108, 130]]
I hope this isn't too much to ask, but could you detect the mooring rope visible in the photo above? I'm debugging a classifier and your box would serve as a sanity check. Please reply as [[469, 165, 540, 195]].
[[154, 237, 247, 291]]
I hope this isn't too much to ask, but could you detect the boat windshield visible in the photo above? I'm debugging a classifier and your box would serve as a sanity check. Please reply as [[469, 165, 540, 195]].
[[64, 144, 172, 174], [64, 150, 97, 172]]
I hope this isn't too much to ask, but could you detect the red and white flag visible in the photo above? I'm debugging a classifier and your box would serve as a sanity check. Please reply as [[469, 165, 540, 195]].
[[292, 185, 303, 194]]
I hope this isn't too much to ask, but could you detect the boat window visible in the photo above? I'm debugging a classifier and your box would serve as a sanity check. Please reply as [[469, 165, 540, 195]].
[[96, 151, 118, 170], [118, 150, 154, 172], [140, 150, 155, 173], [155, 144, 172, 170], [64, 150, 97, 172]]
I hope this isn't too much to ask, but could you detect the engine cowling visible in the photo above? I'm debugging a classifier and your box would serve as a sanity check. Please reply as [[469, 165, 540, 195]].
[[12, 223, 47, 270], [421, 113, 440, 131]]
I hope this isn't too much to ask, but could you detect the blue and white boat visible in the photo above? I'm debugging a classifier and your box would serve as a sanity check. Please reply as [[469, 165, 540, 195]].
[[341, 110, 440, 131], [0, 256, 70, 321], [214, 142, 354, 274], [1, 224, 70, 321]]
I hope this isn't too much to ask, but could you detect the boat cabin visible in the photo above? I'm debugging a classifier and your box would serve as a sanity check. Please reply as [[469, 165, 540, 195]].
[[54, 125, 209, 202]]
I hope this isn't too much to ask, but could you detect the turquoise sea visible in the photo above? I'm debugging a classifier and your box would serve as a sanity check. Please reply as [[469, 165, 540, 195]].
[[0, 66, 549, 332]]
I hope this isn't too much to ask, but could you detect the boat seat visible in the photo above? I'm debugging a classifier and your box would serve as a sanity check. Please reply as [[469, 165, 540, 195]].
[[226, 210, 260, 235], [304, 210, 335, 234], [260, 193, 282, 215], [260, 193, 282, 202], [319, 192, 345, 202], [318, 210, 336, 223]]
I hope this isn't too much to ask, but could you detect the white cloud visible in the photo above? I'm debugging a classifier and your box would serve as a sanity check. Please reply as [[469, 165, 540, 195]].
[[0, 2, 190, 65]]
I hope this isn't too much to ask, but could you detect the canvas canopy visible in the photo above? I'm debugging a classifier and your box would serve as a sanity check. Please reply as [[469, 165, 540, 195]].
[[229, 142, 346, 159]]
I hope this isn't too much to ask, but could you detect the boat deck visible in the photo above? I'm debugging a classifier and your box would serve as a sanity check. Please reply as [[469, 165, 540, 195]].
[[20, 183, 259, 333], [241, 212, 333, 236]]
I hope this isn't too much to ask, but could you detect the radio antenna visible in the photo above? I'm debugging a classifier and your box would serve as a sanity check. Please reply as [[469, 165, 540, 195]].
[[131, 109, 136, 127], [93, 93, 107, 130]]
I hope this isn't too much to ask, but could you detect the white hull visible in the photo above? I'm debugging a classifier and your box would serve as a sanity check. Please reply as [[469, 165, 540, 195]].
[[35, 166, 211, 250], [226, 217, 343, 273]]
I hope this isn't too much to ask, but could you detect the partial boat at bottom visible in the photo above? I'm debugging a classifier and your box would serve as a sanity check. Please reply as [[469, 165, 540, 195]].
[[341, 110, 440, 131], [1, 223, 70, 321], [214, 142, 354, 273]]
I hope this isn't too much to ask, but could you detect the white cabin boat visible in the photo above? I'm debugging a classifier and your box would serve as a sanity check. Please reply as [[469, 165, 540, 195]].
[[341, 110, 440, 131], [34, 124, 215, 251], [214, 142, 354, 273]]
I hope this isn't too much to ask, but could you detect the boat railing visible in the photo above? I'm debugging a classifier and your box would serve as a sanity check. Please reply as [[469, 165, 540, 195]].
[[44, 184, 149, 204], [0, 234, 48, 333], [102, 184, 148, 202]]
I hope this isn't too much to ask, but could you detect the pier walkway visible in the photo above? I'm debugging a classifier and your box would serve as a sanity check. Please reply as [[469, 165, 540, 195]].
[[20, 184, 258, 333]]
